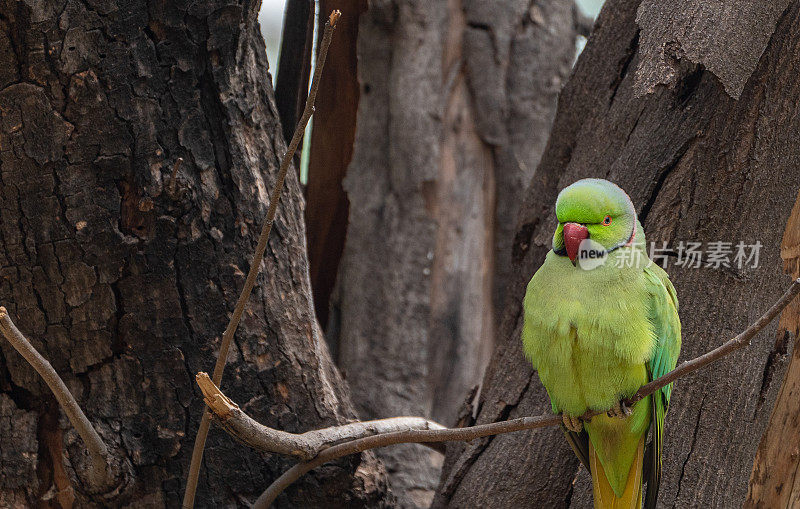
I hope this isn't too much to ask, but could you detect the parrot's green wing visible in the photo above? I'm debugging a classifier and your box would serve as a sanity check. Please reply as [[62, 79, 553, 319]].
[[642, 265, 681, 509]]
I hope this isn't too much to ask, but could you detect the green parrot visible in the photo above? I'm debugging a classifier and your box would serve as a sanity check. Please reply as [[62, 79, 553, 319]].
[[522, 178, 681, 509]]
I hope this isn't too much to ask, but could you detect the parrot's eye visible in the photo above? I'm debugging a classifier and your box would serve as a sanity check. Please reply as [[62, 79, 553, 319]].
[[602, 215, 612, 225]]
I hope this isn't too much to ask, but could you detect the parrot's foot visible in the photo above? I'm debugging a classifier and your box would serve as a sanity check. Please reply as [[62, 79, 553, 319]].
[[607, 400, 632, 419], [562, 413, 583, 433]]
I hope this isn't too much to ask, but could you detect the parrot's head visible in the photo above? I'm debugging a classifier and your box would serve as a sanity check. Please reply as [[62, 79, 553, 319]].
[[552, 178, 637, 265]]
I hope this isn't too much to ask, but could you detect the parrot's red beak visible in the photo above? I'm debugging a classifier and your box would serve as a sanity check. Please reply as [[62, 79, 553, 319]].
[[563, 222, 589, 262]]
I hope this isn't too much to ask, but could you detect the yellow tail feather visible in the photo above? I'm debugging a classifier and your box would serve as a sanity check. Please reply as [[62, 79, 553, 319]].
[[589, 436, 644, 509]]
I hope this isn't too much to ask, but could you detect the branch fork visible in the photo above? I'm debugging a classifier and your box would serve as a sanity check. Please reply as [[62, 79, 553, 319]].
[[197, 372, 445, 461], [183, 10, 342, 508], [198, 277, 800, 507]]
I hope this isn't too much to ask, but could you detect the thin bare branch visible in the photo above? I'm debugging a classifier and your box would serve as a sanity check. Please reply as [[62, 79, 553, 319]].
[[197, 372, 446, 459], [206, 277, 800, 507], [0, 307, 112, 490], [627, 276, 800, 405], [182, 10, 342, 508]]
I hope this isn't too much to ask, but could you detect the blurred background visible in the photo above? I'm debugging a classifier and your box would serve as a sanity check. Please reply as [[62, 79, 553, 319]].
[[259, 0, 606, 80], [259, 1, 292, 83], [257, 0, 605, 182]]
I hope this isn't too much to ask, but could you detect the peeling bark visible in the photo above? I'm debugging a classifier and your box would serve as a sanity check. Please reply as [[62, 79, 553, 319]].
[[0, 0, 390, 506], [436, 0, 800, 507], [331, 0, 577, 505], [747, 188, 800, 509]]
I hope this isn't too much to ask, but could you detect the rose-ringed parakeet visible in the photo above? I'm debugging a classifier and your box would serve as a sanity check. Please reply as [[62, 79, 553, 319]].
[[522, 179, 681, 509]]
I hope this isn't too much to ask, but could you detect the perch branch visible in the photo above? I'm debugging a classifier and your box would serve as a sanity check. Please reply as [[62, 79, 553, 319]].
[[200, 277, 800, 508], [626, 278, 800, 405], [196, 372, 446, 459], [0, 307, 111, 489], [182, 10, 341, 508]]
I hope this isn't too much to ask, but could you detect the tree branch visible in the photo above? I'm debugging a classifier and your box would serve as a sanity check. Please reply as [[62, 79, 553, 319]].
[[0, 307, 112, 490], [196, 372, 446, 459], [197, 277, 800, 508], [625, 277, 800, 406], [182, 11, 342, 508]]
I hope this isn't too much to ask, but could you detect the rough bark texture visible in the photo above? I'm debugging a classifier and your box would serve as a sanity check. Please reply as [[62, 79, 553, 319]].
[[0, 0, 390, 507], [330, 0, 577, 506], [634, 0, 791, 99], [747, 187, 800, 509], [436, 0, 800, 507]]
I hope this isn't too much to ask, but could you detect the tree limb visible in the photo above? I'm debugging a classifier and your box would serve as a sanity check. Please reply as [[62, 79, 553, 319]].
[[197, 277, 800, 507], [0, 307, 112, 490], [625, 277, 800, 406], [182, 11, 341, 508], [197, 372, 446, 459]]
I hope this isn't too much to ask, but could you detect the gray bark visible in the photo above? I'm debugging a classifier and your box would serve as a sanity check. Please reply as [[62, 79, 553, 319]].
[[0, 0, 390, 506], [436, 0, 800, 507], [634, 0, 791, 99], [330, 0, 577, 506]]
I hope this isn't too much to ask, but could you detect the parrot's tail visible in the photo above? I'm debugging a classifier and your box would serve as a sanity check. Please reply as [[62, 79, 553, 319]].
[[589, 436, 644, 509]]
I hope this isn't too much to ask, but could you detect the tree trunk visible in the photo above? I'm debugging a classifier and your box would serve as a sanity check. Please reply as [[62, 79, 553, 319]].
[[436, 1, 800, 507], [0, 0, 389, 507], [747, 188, 800, 508], [329, 0, 577, 506], [274, 0, 314, 153], [305, 0, 367, 335]]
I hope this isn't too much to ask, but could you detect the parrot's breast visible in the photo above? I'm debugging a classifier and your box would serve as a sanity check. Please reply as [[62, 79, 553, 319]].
[[521, 250, 655, 416]]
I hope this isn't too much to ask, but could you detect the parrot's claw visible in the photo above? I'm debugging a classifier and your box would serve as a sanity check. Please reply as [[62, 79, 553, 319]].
[[607, 400, 632, 418], [562, 413, 583, 433]]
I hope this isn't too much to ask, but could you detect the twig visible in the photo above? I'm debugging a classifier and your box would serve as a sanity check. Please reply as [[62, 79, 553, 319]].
[[196, 372, 446, 459], [201, 277, 800, 508], [626, 277, 800, 405], [0, 307, 111, 490], [182, 10, 342, 508]]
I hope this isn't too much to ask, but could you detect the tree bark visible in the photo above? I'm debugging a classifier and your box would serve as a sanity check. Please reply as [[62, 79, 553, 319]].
[[747, 187, 800, 508], [329, 0, 577, 506], [436, 0, 800, 507], [0, 0, 389, 507]]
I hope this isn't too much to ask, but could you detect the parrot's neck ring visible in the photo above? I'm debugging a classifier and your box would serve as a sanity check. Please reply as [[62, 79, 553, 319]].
[[605, 220, 637, 254]]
